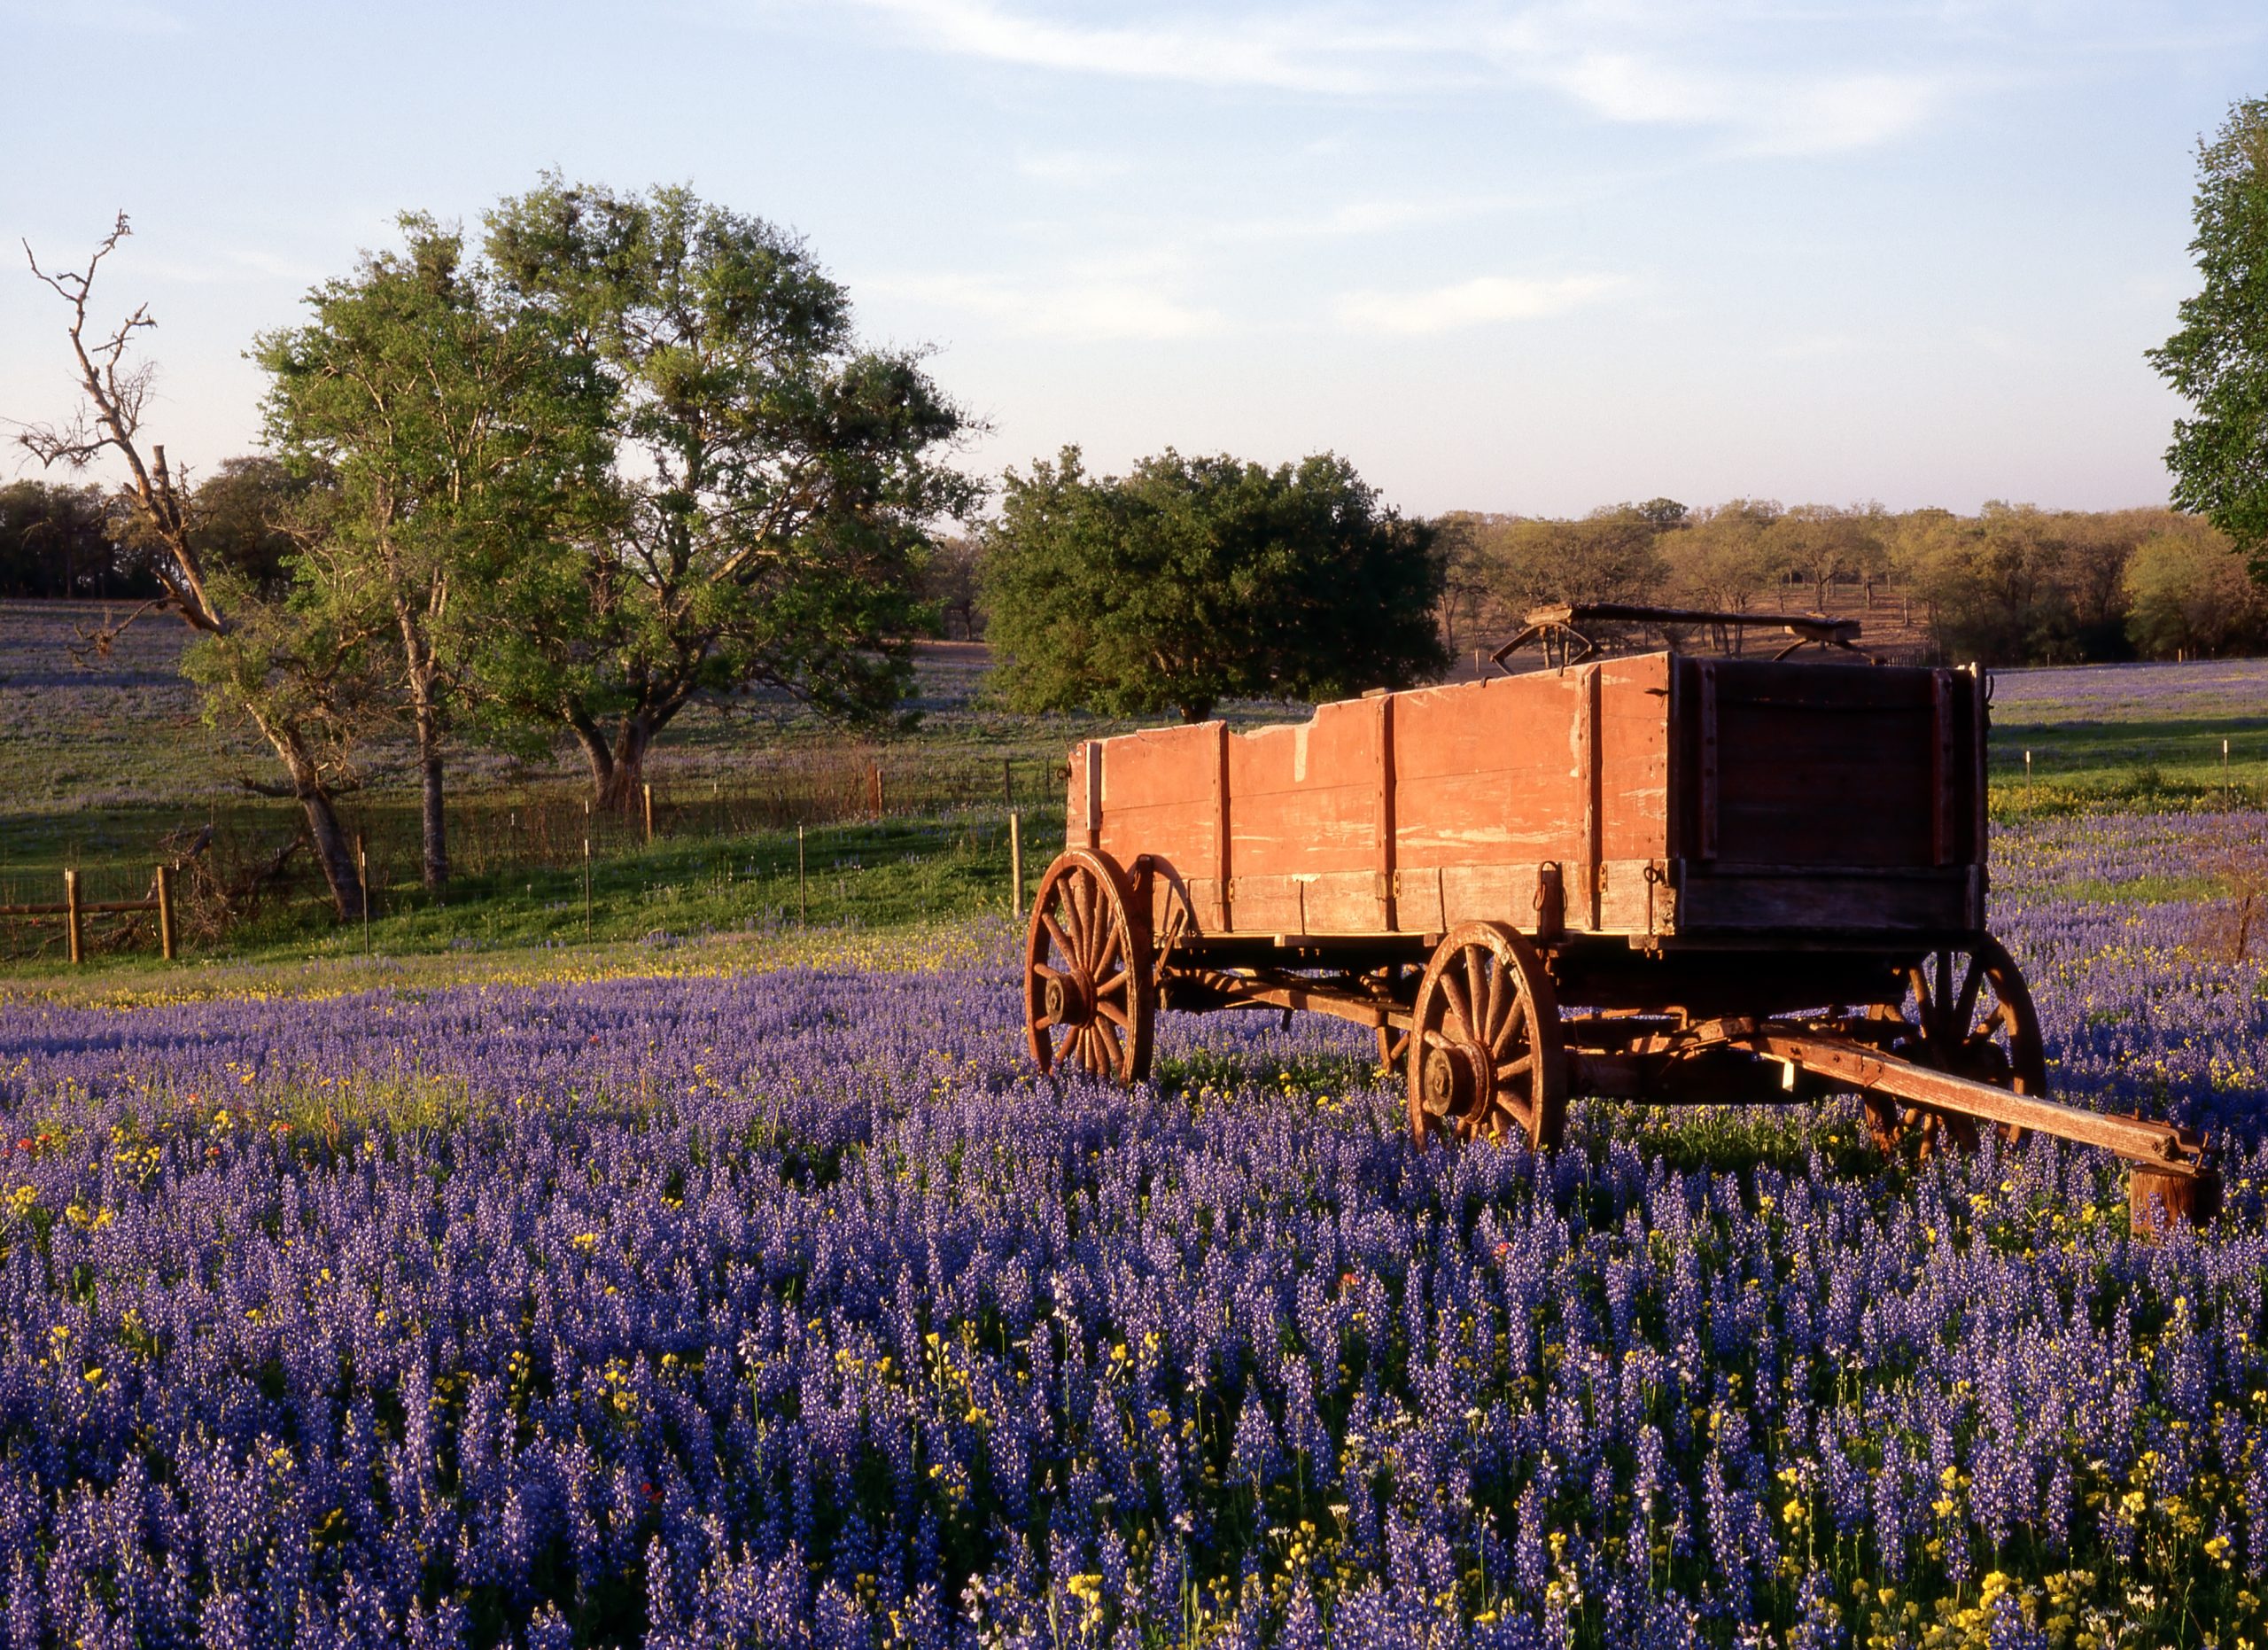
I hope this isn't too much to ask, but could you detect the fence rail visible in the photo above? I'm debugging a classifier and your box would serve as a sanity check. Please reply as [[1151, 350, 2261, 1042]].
[[0, 868, 176, 963]]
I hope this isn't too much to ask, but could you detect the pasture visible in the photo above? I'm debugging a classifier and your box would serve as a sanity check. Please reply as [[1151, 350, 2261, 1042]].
[[2, 625, 2267, 1644]]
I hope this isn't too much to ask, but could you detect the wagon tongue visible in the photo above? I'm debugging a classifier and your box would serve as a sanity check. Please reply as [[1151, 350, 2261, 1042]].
[[1736, 1021, 2216, 1233]]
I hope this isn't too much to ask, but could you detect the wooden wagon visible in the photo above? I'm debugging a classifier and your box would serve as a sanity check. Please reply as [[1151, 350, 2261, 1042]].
[[1020, 605, 2217, 1229]]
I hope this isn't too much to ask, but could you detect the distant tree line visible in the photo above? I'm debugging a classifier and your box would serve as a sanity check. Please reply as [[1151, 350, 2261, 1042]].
[[1430, 498, 2263, 666]]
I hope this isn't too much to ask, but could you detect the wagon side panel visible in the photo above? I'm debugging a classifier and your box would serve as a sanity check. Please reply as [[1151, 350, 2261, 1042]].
[[1596, 655, 1674, 931], [1390, 672, 1588, 932], [1225, 698, 1386, 933], [1088, 722, 1231, 931]]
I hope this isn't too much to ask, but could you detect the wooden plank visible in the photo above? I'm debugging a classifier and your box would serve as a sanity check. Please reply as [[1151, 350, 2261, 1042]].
[[1674, 866, 1972, 932], [1216, 721, 1231, 930], [1969, 665, 1989, 891], [1697, 663, 1719, 861], [1581, 663, 1603, 930], [1084, 740, 1104, 852], [1376, 693, 1397, 929], [1748, 1031, 2207, 1172], [1705, 661, 1933, 711], [1930, 670, 1954, 866]]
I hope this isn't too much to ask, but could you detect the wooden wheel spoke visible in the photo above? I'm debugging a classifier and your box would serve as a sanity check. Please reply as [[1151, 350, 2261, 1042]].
[[1490, 989, 1525, 1055], [1094, 915, 1123, 977], [1462, 946, 1495, 1044], [1096, 1017, 1125, 1071], [1033, 961, 1064, 985], [1067, 877, 1097, 961], [1096, 999, 1130, 1029], [1495, 1054, 1533, 1084], [1041, 910, 1077, 969], [1440, 970, 1475, 1043], [1095, 969, 1129, 998], [1953, 953, 1987, 1038]]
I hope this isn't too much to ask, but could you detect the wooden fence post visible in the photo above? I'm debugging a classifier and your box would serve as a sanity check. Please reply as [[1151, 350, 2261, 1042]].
[[1009, 811, 1023, 918], [64, 869, 82, 966], [358, 837, 371, 953], [156, 865, 176, 961], [797, 823, 808, 928], [642, 782, 655, 845], [868, 763, 883, 817], [583, 837, 593, 940]]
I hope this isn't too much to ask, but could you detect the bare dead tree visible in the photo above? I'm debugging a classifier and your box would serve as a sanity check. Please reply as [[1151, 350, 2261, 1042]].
[[16, 213, 369, 921]]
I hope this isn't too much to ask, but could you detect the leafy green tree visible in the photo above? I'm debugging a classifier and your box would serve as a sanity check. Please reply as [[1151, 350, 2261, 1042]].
[[983, 447, 1445, 723], [2124, 524, 2264, 658], [2151, 97, 2268, 570], [479, 177, 975, 809], [259, 215, 608, 892]]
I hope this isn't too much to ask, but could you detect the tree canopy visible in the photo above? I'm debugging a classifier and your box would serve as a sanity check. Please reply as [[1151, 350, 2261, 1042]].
[[2151, 96, 2268, 571], [983, 448, 1446, 724], [477, 177, 977, 806]]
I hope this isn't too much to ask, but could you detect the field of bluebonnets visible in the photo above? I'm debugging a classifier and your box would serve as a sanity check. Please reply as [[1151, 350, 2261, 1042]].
[[4, 761, 2268, 1640]]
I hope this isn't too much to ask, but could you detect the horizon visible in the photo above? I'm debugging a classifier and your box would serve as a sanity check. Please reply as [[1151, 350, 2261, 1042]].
[[5, 2, 2265, 521]]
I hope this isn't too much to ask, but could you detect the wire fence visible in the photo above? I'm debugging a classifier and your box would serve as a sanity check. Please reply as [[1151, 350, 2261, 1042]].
[[0, 749, 1073, 965]]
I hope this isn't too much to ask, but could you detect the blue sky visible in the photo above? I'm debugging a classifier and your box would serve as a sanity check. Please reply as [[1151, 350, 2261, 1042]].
[[4, 1, 2264, 518]]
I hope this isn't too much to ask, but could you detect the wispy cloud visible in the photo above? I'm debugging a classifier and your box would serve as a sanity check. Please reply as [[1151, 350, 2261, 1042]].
[[1335, 273, 1623, 334], [842, 0, 1411, 92], [833, 0, 1956, 157], [869, 269, 1223, 339]]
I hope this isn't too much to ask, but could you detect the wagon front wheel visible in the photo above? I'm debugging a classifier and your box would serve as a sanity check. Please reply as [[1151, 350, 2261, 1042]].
[[1407, 922, 1566, 1150], [1024, 849, 1153, 1083]]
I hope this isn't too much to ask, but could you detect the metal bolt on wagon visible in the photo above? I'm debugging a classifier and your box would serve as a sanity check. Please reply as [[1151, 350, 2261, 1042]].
[[1021, 604, 2218, 1232]]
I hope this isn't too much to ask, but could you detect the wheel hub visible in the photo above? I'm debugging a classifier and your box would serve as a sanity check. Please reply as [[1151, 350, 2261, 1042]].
[[1421, 1039, 1489, 1121], [1044, 970, 1094, 1029]]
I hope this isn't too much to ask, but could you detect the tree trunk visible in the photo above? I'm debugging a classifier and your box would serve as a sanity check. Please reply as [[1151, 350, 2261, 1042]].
[[398, 602, 448, 899], [418, 739, 447, 899], [596, 715, 656, 813], [570, 714, 615, 803], [249, 710, 364, 922]]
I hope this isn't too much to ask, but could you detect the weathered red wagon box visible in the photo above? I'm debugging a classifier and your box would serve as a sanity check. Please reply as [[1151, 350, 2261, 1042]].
[[1068, 652, 1986, 946], [1019, 607, 2212, 1229]]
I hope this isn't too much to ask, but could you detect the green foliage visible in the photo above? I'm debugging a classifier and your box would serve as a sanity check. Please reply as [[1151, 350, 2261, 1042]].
[[2151, 96, 2268, 569], [2124, 526, 2267, 658], [478, 176, 979, 805], [255, 212, 614, 880], [983, 447, 1446, 723], [178, 458, 323, 599]]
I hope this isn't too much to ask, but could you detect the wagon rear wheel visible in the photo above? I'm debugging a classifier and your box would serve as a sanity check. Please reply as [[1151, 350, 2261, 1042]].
[[1863, 936, 2047, 1156], [1024, 849, 1153, 1083], [1407, 922, 1566, 1150]]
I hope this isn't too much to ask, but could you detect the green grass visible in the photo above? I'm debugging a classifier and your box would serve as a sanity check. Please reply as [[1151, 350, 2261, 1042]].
[[1987, 715, 2268, 820], [0, 811, 1063, 987]]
